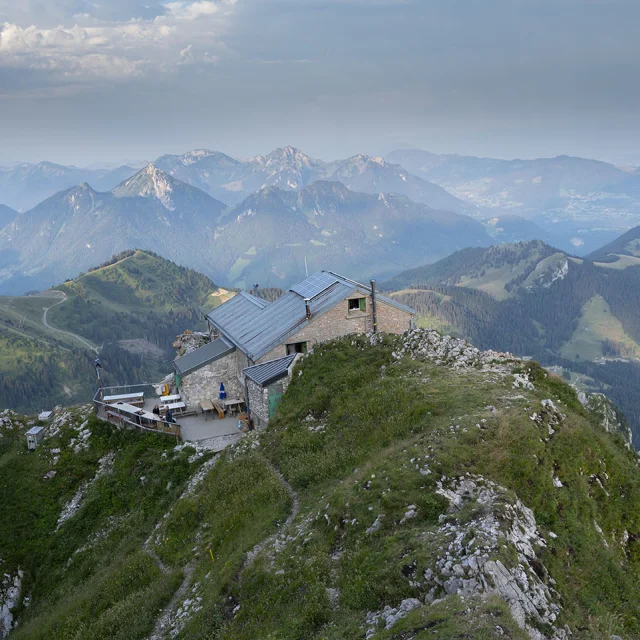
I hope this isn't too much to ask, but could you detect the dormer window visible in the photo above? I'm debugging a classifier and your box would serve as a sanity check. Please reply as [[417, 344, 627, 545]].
[[348, 298, 366, 313]]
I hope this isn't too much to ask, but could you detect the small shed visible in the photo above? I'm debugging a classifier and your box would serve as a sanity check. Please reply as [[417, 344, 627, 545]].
[[26, 426, 45, 451], [38, 411, 54, 422], [243, 354, 299, 428]]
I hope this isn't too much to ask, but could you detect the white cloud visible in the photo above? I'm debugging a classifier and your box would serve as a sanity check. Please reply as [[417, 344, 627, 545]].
[[0, 0, 237, 87]]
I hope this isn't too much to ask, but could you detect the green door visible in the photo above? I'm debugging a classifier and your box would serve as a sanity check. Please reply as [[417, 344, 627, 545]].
[[268, 383, 284, 419]]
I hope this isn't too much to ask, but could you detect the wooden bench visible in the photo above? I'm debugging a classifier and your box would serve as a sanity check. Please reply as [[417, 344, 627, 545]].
[[211, 401, 226, 419]]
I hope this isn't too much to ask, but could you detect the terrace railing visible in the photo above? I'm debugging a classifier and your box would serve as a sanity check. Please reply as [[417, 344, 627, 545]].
[[93, 383, 182, 441]]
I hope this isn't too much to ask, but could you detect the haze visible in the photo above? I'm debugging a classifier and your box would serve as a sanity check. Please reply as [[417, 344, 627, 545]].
[[1, 0, 639, 166]]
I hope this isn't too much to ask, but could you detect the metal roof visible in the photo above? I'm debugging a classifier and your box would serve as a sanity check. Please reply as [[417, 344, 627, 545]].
[[375, 293, 415, 315], [207, 271, 415, 362], [26, 426, 45, 436], [172, 337, 235, 375], [243, 354, 297, 386]]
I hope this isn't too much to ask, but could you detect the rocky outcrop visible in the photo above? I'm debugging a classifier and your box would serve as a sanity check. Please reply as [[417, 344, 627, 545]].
[[0, 569, 22, 639], [429, 476, 567, 640], [392, 328, 515, 372], [579, 392, 633, 450], [172, 331, 210, 357]]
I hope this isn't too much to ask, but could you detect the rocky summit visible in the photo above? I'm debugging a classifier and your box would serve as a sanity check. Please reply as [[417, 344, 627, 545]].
[[1, 330, 640, 639]]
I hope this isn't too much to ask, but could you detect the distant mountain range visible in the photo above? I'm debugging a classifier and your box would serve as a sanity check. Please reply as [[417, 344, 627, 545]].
[[0, 165, 492, 294], [155, 146, 467, 211], [0, 161, 138, 211], [4, 146, 640, 294], [0, 166, 226, 293], [387, 149, 640, 253]]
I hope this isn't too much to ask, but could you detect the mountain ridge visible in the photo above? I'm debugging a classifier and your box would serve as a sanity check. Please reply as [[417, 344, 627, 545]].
[[0, 173, 491, 294]]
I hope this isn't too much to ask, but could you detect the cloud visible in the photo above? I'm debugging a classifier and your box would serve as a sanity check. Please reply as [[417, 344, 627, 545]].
[[0, 0, 237, 87]]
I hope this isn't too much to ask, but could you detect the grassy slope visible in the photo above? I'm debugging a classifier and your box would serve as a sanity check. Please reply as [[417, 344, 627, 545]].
[[51, 250, 219, 324], [4, 334, 640, 639], [560, 295, 640, 361], [0, 251, 225, 414]]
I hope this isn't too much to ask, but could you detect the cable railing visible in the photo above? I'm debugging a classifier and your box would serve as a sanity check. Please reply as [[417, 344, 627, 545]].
[[93, 383, 182, 441]]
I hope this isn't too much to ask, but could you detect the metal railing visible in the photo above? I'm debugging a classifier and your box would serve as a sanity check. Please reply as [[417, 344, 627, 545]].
[[93, 383, 182, 441]]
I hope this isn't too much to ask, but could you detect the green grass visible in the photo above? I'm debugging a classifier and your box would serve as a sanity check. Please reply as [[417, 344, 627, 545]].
[[594, 254, 640, 269], [3, 335, 640, 639], [560, 294, 640, 361], [1, 410, 197, 640]]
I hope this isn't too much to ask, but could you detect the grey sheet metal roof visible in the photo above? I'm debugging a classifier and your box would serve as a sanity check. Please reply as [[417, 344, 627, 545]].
[[243, 354, 297, 387], [26, 426, 45, 436], [173, 337, 235, 375], [207, 271, 415, 362], [375, 293, 415, 315]]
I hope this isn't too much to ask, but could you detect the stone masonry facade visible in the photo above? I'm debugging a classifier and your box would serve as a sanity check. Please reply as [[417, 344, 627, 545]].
[[258, 294, 412, 364], [180, 293, 411, 411], [179, 351, 244, 408]]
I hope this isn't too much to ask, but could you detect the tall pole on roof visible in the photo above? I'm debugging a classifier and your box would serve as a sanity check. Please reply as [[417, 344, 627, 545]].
[[370, 280, 378, 334], [305, 256, 309, 277]]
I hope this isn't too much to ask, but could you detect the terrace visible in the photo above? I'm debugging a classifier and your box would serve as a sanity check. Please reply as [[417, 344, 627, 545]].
[[93, 383, 242, 445]]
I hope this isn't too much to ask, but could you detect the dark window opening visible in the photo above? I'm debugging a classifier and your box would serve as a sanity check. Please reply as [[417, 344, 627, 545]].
[[286, 341, 307, 355], [348, 298, 366, 312]]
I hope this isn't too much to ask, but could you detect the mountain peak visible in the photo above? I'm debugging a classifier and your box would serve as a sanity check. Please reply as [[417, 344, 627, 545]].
[[252, 146, 316, 169], [112, 164, 177, 210]]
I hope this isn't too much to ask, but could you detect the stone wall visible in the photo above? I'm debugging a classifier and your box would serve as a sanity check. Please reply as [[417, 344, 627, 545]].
[[246, 378, 269, 427], [179, 352, 244, 409], [258, 295, 412, 364]]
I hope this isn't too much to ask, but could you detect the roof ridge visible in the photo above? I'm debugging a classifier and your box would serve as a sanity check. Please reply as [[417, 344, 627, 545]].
[[238, 291, 270, 308]]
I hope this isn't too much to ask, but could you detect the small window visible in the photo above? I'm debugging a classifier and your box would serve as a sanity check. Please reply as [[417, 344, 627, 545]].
[[348, 298, 366, 312], [286, 341, 307, 355]]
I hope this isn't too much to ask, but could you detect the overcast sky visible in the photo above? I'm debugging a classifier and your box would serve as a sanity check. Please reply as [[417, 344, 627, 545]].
[[1, 0, 639, 166]]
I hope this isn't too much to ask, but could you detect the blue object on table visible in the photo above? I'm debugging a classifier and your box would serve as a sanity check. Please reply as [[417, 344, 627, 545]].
[[219, 382, 227, 400]]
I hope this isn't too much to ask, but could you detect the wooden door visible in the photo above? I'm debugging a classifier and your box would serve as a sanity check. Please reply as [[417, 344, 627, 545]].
[[268, 383, 284, 419]]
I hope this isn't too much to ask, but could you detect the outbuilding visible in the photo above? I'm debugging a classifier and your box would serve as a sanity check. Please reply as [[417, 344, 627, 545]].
[[26, 426, 45, 451], [243, 354, 299, 428]]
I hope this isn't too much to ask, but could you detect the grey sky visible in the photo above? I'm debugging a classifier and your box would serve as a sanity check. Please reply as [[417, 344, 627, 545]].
[[1, 0, 639, 166]]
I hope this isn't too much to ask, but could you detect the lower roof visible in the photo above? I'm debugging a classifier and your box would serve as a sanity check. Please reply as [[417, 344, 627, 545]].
[[243, 354, 297, 387], [173, 337, 235, 375]]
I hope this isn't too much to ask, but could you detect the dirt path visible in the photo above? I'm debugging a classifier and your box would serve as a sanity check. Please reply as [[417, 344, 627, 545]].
[[144, 455, 220, 640], [244, 462, 300, 568], [147, 563, 195, 640], [41, 293, 99, 353]]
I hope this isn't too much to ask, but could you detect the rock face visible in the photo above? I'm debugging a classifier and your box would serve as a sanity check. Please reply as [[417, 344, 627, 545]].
[[579, 392, 633, 449], [173, 331, 210, 357], [392, 328, 515, 371], [431, 476, 568, 640], [0, 569, 23, 639]]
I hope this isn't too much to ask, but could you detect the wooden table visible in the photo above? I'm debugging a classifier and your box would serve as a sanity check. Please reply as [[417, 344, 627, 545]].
[[200, 400, 214, 420], [110, 402, 157, 425], [103, 392, 145, 407], [222, 398, 244, 415], [159, 394, 181, 404], [160, 401, 186, 415]]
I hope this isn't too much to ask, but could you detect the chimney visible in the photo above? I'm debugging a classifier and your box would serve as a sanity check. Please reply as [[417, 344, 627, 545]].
[[370, 280, 378, 334], [305, 298, 311, 320]]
